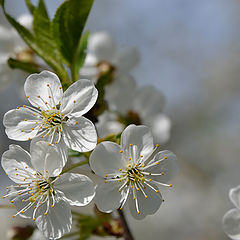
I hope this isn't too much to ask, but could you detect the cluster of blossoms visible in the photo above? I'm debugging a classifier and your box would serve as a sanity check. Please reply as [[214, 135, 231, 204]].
[[1, 33, 178, 239]]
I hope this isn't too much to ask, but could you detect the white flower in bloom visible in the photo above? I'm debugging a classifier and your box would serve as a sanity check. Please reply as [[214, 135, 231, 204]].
[[0, 14, 32, 91], [80, 31, 140, 81], [98, 75, 171, 145], [3, 70, 98, 165], [223, 186, 240, 240], [90, 124, 178, 219], [1, 142, 95, 239]]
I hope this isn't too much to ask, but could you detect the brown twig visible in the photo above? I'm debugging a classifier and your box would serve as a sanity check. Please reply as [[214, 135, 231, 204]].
[[117, 209, 134, 240]]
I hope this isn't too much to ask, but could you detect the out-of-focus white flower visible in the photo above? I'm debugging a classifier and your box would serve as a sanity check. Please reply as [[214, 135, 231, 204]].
[[90, 124, 178, 219], [80, 31, 140, 81], [223, 186, 240, 240], [2, 142, 95, 239], [3, 70, 98, 166], [0, 14, 33, 91], [29, 229, 47, 240], [97, 75, 171, 145]]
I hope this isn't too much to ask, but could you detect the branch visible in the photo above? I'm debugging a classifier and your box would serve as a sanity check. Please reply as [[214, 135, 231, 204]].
[[117, 209, 134, 240]]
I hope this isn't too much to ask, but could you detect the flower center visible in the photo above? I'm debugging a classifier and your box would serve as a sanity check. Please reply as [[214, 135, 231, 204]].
[[41, 110, 64, 127]]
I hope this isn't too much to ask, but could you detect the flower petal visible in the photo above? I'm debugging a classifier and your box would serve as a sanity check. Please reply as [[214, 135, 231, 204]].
[[121, 124, 154, 158], [89, 141, 126, 177], [145, 150, 178, 183], [128, 183, 162, 220], [105, 74, 136, 115], [3, 108, 39, 141], [1, 145, 34, 184], [60, 79, 98, 117], [115, 47, 140, 73], [35, 194, 72, 239], [230, 186, 240, 209], [145, 114, 171, 145], [30, 141, 64, 177], [62, 116, 97, 152], [132, 86, 165, 120], [95, 181, 126, 213], [223, 208, 240, 240], [24, 71, 63, 110], [54, 173, 95, 206], [88, 31, 116, 62]]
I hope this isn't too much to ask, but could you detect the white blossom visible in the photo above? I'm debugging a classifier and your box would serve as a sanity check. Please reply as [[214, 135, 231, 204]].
[[80, 31, 140, 81], [98, 75, 171, 145], [90, 124, 178, 219], [1, 141, 95, 239], [3, 70, 98, 166], [223, 186, 240, 240]]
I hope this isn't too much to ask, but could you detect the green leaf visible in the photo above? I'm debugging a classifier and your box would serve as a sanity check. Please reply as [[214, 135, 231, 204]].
[[51, 0, 94, 69], [73, 31, 89, 80], [25, 0, 36, 14], [1, 0, 70, 83], [8, 58, 40, 74]]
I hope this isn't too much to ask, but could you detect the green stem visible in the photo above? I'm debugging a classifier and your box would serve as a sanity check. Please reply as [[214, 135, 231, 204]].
[[61, 160, 88, 174]]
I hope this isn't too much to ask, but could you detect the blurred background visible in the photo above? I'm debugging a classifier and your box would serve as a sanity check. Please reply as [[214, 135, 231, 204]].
[[1, 0, 240, 239]]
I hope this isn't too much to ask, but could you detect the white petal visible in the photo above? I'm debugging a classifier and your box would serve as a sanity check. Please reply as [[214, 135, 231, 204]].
[[105, 74, 136, 115], [17, 14, 33, 30], [89, 141, 126, 177], [30, 141, 64, 177], [146, 151, 178, 183], [115, 47, 140, 72], [128, 183, 162, 220], [1, 145, 34, 184], [54, 173, 95, 206], [145, 114, 171, 145], [24, 71, 63, 110], [121, 124, 154, 158], [62, 116, 97, 152], [132, 86, 165, 120], [88, 31, 116, 62], [60, 79, 98, 117], [3, 108, 39, 141], [95, 181, 126, 213], [35, 195, 72, 239], [223, 208, 240, 240], [230, 186, 240, 209]]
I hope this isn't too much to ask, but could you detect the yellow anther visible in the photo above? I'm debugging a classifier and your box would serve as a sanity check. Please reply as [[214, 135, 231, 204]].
[[26, 96, 29, 98], [156, 190, 159, 193], [137, 188, 140, 191], [24, 119, 27, 121], [162, 199, 165, 202], [31, 193, 34, 196], [21, 211, 23, 214], [169, 184, 173, 187], [17, 107, 19, 109], [156, 144, 159, 147], [59, 87, 62, 89], [39, 201, 42, 204], [55, 141, 58, 144], [53, 107, 55, 109], [32, 128, 34, 130], [33, 218, 35, 221], [37, 95, 40, 98], [140, 155, 143, 158], [105, 174, 108, 177], [12, 216, 15, 218], [16, 173, 18, 176], [45, 102, 48, 105], [73, 100, 76, 103], [119, 168, 122, 171], [6, 173, 8, 176], [38, 106, 40, 109], [41, 136, 43, 138], [133, 197, 136, 200], [75, 121, 78, 124], [10, 200, 14, 203], [2, 196, 5, 199], [50, 189, 53, 193], [131, 186, 133, 188], [15, 168, 17, 171], [21, 129, 24, 132], [36, 122, 38, 124], [148, 173, 151, 176], [44, 212, 47, 215], [58, 175, 60, 178], [18, 184, 21, 187], [137, 211, 140, 214], [49, 96, 51, 98], [47, 84, 49, 87], [22, 199, 25, 202], [129, 144, 133, 146], [28, 138, 31, 140], [23, 105, 26, 108], [161, 172, 165, 175], [118, 189, 121, 192], [141, 164, 145, 167], [48, 143, 51, 146], [156, 162, 159, 165], [120, 150, 123, 153], [118, 179, 121, 182], [33, 113, 35, 116], [51, 205, 54, 208], [128, 164, 131, 168], [6, 187, 8, 189], [45, 170, 48, 173], [163, 156, 167, 159], [145, 195, 148, 199], [149, 179, 152, 181], [120, 207, 123, 210], [129, 157, 131, 160]]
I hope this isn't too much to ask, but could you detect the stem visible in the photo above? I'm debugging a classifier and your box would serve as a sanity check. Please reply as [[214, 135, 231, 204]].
[[61, 160, 88, 174], [117, 209, 134, 240]]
